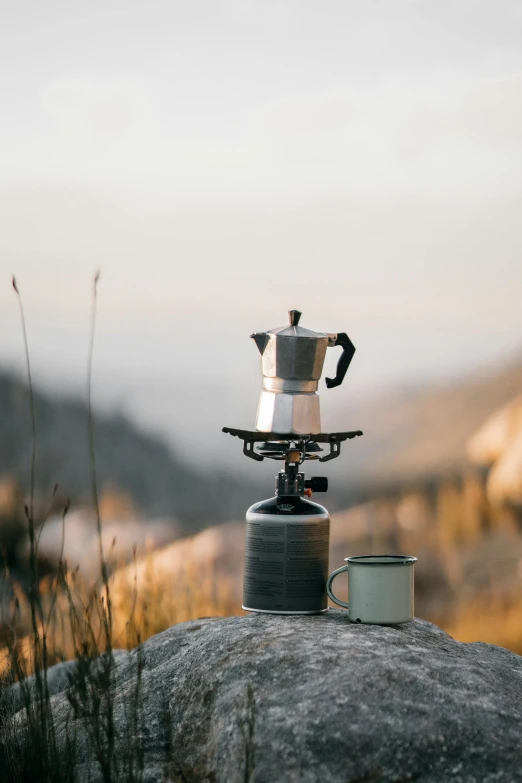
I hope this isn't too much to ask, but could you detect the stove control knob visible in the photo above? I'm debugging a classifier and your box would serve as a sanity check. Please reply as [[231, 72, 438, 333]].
[[304, 477, 328, 493]]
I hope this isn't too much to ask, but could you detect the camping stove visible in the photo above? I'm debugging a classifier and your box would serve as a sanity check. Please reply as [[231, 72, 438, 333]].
[[223, 310, 362, 615]]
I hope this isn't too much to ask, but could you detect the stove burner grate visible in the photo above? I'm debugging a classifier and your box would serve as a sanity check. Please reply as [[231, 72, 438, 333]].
[[222, 427, 363, 462]]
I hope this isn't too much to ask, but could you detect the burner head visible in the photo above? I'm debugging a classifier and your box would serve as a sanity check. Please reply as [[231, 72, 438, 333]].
[[257, 441, 323, 460]]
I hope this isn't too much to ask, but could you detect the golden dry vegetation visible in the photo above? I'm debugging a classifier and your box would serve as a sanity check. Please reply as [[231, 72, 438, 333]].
[[2, 473, 522, 677], [2, 465, 522, 679]]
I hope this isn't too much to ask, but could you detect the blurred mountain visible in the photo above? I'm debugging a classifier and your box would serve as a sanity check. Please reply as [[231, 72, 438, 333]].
[[339, 353, 522, 493], [2, 352, 522, 532], [0, 369, 259, 533]]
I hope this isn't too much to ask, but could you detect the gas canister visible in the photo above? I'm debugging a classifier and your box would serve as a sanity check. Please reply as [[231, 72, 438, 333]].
[[243, 493, 330, 614]]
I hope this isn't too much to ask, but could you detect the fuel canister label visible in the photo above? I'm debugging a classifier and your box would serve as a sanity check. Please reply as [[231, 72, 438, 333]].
[[243, 517, 330, 612]]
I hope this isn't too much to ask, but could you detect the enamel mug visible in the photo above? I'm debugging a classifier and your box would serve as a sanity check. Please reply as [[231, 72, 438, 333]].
[[326, 555, 417, 624]]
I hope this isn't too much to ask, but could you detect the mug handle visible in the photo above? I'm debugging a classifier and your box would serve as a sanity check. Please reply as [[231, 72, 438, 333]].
[[326, 565, 350, 609]]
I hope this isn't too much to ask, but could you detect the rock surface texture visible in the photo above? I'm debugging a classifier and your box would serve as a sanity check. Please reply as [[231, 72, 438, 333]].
[[6, 611, 522, 782], [3, 649, 130, 716]]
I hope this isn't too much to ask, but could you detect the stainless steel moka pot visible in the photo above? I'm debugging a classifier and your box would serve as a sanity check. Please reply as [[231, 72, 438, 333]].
[[223, 309, 361, 615], [251, 310, 355, 434]]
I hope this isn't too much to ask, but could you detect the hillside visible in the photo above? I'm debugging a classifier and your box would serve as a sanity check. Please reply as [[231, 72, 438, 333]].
[[2, 352, 522, 530], [0, 370, 258, 533], [334, 353, 522, 494]]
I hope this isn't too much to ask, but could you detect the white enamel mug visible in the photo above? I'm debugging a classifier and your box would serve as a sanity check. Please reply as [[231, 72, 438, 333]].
[[326, 555, 417, 625]]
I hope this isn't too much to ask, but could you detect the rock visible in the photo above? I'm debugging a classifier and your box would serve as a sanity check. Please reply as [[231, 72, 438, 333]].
[[6, 612, 522, 782], [2, 649, 129, 716], [468, 395, 522, 507]]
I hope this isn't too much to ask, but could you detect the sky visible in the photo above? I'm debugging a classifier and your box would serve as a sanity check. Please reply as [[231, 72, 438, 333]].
[[1, 0, 522, 467]]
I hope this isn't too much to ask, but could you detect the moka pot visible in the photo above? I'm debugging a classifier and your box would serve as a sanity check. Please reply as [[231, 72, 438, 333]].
[[251, 310, 355, 434]]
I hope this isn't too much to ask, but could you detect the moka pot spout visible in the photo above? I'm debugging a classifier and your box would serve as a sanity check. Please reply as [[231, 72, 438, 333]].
[[251, 332, 269, 355]]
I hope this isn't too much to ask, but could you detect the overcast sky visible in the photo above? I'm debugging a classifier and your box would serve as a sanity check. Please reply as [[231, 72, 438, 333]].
[[1, 0, 522, 464]]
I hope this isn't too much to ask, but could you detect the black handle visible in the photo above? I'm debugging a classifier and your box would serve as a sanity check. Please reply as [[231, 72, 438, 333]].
[[325, 333, 355, 389]]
